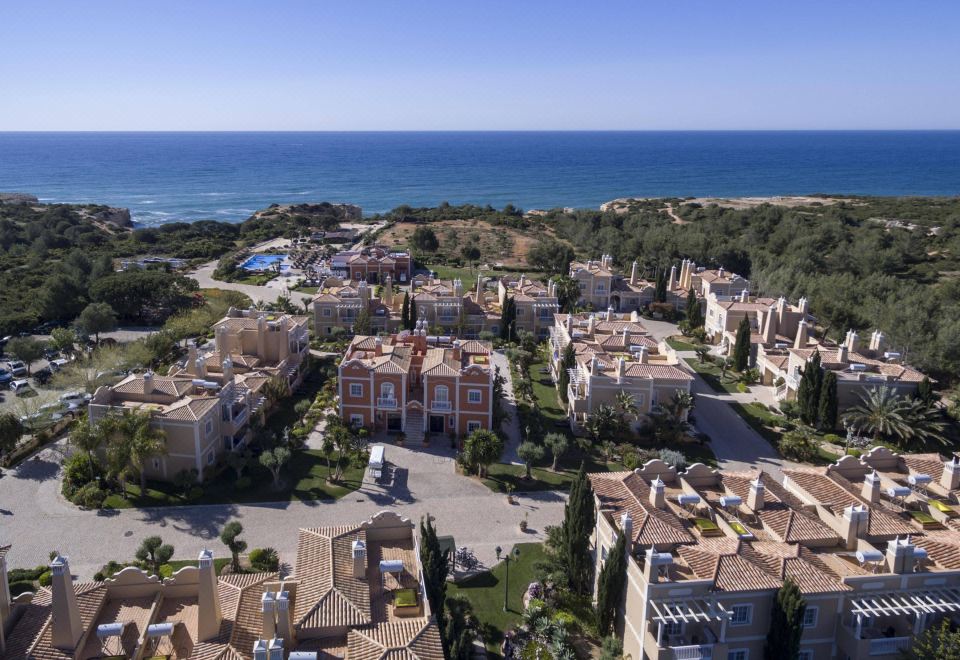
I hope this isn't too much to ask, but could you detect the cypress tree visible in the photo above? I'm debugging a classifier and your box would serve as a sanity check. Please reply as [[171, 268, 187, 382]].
[[732, 317, 751, 372], [562, 463, 596, 595], [419, 516, 449, 631], [764, 578, 806, 660], [595, 525, 627, 636], [798, 352, 822, 426], [686, 288, 702, 328], [409, 296, 418, 330], [654, 268, 667, 303], [818, 370, 838, 431], [557, 342, 576, 403], [501, 296, 517, 341], [400, 292, 410, 330]]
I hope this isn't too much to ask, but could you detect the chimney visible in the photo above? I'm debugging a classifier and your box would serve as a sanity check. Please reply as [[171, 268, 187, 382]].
[[616, 357, 625, 382], [590, 356, 600, 376], [279, 316, 290, 359], [777, 296, 786, 313], [606, 306, 614, 321], [798, 296, 808, 314], [187, 343, 198, 374], [842, 504, 870, 550], [717, 266, 724, 279], [794, 320, 809, 349], [256, 315, 267, 357], [630, 310, 640, 323], [862, 470, 882, 503], [941, 457, 960, 491], [143, 370, 154, 393], [268, 638, 284, 660], [565, 314, 573, 335], [587, 315, 596, 335], [747, 477, 765, 511], [261, 592, 277, 641], [846, 330, 859, 353], [275, 590, 296, 647], [374, 337, 383, 356], [762, 310, 777, 345], [620, 511, 633, 542], [668, 264, 677, 291], [253, 640, 269, 660], [216, 325, 229, 354], [650, 477, 666, 509], [49, 555, 83, 651], [837, 344, 848, 364], [622, 328, 631, 347], [222, 358, 234, 383], [630, 260, 639, 285], [678, 260, 688, 290], [476, 273, 484, 299], [197, 549, 223, 641], [886, 536, 917, 574], [452, 340, 462, 362], [637, 346, 648, 364], [384, 275, 394, 306], [643, 547, 673, 585], [352, 538, 367, 579], [454, 279, 463, 298], [195, 357, 207, 379], [740, 289, 748, 303]]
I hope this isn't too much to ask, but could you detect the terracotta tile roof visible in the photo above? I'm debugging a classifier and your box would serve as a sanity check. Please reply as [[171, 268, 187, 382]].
[[347, 619, 444, 660], [589, 472, 695, 546], [676, 544, 782, 592], [902, 453, 946, 482], [293, 526, 372, 629], [24, 583, 107, 660], [622, 364, 693, 381], [162, 396, 220, 421], [113, 374, 194, 397]]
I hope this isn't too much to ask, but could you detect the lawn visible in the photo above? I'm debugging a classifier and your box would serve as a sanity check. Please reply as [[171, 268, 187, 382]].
[[423, 263, 516, 282], [483, 459, 624, 493], [103, 452, 365, 508], [683, 357, 745, 394], [166, 557, 232, 574], [447, 543, 545, 656], [730, 402, 838, 465], [666, 337, 699, 352]]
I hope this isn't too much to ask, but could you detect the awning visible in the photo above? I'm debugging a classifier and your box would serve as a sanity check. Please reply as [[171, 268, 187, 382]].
[[649, 598, 730, 624], [849, 588, 960, 617]]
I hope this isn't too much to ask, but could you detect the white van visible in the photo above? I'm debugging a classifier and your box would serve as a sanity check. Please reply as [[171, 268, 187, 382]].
[[11, 379, 32, 395]]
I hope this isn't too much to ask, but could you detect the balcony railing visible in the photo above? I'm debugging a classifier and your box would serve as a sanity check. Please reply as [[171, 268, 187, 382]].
[[870, 637, 911, 656], [232, 407, 248, 426], [672, 645, 713, 660], [377, 397, 398, 409], [432, 401, 452, 411]]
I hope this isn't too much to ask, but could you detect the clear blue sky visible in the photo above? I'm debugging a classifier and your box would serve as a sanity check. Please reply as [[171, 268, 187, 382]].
[[2, 1, 958, 130]]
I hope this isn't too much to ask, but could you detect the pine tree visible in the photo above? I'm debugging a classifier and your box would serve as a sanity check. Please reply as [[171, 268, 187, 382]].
[[557, 342, 576, 403], [409, 296, 418, 330], [501, 295, 517, 341], [798, 352, 822, 426], [686, 288, 703, 328], [401, 292, 410, 329], [353, 306, 372, 335], [818, 370, 838, 431], [764, 578, 806, 660], [732, 316, 751, 372], [419, 516, 449, 631], [562, 463, 596, 595], [595, 525, 627, 636]]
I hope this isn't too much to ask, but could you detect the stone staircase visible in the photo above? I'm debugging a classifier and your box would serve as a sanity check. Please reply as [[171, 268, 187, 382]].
[[404, 415, 424, 444]]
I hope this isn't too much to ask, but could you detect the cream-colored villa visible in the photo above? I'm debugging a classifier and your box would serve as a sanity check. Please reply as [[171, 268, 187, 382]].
[[705, 293, 814, 364], [591, 447, 960, 660], [548, 310, 692, 431], [89, 309, 311, 483], [0, 512, 443, 660]]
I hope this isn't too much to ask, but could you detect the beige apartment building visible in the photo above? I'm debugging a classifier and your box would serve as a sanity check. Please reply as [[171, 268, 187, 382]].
[[571, 257, 710, 313], [548, 310, 692, 432], [761, 329, 926, 406], [0, 511, 443, 660], [590, 446, 960, 660], [705, 293, 813, 365], [676, 259, 751, 301], [313, 277, 394, 337], [496, 274, 560, 339], [89, 309, 310, 483]]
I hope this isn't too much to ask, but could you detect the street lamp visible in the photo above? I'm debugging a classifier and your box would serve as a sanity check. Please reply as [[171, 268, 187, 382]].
[[495, 545, 521, 612]]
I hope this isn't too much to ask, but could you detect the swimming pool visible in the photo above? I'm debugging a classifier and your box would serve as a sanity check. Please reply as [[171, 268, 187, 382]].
[[241, 254, 288, 271]]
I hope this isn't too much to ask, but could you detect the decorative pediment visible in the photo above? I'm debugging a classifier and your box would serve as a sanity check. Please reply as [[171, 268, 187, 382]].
[[634, 459, 678, 484], [681, 462, 720, 488]]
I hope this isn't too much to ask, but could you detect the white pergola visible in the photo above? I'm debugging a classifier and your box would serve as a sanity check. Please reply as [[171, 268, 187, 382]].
[[648, 598, 731, 646], [849, 588, 960, 637]]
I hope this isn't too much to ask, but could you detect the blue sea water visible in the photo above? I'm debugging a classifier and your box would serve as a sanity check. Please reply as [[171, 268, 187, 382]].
[[0, 131, 958, 226]]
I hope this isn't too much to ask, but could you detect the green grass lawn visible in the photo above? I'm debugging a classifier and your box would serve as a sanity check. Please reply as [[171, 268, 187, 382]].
[[423, 263, 518, 282], [683, 357, 745, 394], [448, 543, 545, 655], [166, 557, 232, 574], [103, 452, 365, 508], [666, 336, 699, 352], [483, 459, 624, 493], [293, 285, 319, 294]]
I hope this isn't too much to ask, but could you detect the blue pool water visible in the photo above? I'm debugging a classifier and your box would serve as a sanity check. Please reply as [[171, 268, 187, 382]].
[[241, 254, 287, 271], [0, 131, 958, 225]]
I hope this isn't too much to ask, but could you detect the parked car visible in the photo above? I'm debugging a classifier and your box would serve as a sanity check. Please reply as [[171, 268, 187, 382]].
[[43, 348, 60, 360], [33, 367, 53, 386], [0, 368, 12, 388], [6, 360, 27, 377], [11, 379, 32, 395], [60, 391, 91, 407], [49, 358, 70, 372]]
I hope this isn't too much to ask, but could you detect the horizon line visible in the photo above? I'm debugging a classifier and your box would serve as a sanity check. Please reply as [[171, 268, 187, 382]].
[[2, 128, 960, 134]]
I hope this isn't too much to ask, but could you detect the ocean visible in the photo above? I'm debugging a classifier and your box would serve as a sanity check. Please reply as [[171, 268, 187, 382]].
[[0, 131, 958, 226]]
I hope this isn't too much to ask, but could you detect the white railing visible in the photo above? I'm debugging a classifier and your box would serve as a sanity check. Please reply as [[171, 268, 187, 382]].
[[672, 645, 713, 660], [377, 397, 398, 409], [869, 637, 911, 656], [432, 401, 452, 411], [232, 408, 248, 426]]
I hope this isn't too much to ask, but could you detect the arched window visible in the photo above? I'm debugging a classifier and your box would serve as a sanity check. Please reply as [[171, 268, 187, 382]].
[[434, 385, 449, 402], [380, 382, 395, 399]]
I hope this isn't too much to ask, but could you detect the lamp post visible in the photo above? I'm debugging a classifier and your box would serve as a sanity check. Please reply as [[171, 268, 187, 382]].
[[495, 545, 521, 612]]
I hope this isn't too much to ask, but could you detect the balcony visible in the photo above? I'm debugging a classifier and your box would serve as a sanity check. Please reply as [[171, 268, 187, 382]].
[[672, 646, 713, 660], [377, 397, 398, 409], [232, 407, 248, 427], [869, 637, 911, 656], [432, 401, 452, 411], [567, 386, 587, 413]]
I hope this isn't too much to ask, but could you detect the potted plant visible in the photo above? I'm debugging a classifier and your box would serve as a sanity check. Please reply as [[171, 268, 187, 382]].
[[519, 512, 528, 532], [506, 482, 516, 505]]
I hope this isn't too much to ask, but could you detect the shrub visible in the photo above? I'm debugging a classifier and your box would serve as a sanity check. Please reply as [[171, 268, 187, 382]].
[[622, 450, 640, 470], [159, 564, 175, 578], [780, 430, 819, 462], [38, 570, 52, 587], [249, 547, 280, 572], [779, 400, 800, 419], [823, 433, 842, 445], [187, 486, 204, 501], [235, 476, 252, 490], [659, 448, 687, 470], [74, 482, 107, 509], [173, 469, 199, 491], [736, 383, 749, 393], [61, 453, 99, 499], [9, 580, 36, 597], [7, 567, 44, 583]]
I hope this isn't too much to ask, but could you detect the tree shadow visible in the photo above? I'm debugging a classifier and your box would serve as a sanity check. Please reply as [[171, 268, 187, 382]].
[[132, 503, 241, 540]]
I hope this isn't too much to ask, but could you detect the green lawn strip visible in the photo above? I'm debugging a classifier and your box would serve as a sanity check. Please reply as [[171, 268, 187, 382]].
[[483, 459, 624, 493], [103, 452, 364, 508], [423, 264, 517, 282], [166, 558, 232, 575], [666, 337, 698, 352], [682, 358, 743, 394], [293, 285, 319, 294], [447, 543, 545, 655]]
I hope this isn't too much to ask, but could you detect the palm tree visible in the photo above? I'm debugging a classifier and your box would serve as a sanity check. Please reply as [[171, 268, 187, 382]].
[[586, 404, 619, 444], [901, 398, 948, 448], [127, 415, 168, 491], [70, 416, 105, 463], [842, 386, 912, 444], [719, 357, 733, 381], [670, 390, 695, 420]]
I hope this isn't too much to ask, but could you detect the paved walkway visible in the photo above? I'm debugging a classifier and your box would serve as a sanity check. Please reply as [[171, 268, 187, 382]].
[[190, 261, 314, 306], [490, 350, 523, 464], [0, 438, 564, 580]]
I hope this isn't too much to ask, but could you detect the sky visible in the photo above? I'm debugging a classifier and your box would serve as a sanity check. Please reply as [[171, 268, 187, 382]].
[[2, 1, 959, 131]]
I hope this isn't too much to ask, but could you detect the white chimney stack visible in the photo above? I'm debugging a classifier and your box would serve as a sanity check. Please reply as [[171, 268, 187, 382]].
[[253, 640, 269, 660], [606, 306, 614, 321], [268, 638, 284, 660], [620, 511, 633, 542], [941, 457, 960, 491], [352, 538, 367, 579], [638, 346, 648, 364], [188, 343, 199, 374], [222, 358, 234, 383], [842, 504, 870, 550], [197, 549, 223, 641], [275, 590, 296, 647], [747, 477, 765, 512], [846, 330, 859, 353], [740, 289, 748, 303], [668, 264, 677, 291], [261, 592, 277, 641], [630, 260, 638, 285], [650, 477, 666, 509], [794, 320, 809, 349], [862, 470, 882, 503], [49, 555, 83, 651], [616, 357, 626, 382], [886, 536, 917, 574]]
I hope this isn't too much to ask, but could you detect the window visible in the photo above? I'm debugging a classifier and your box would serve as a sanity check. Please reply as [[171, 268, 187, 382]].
[[802, 607, 818, 628], [205, 420, 213, 437], [207, 451, 215, 465], [323, 308, 332, 317], [350, 383, 363, 397], [468, 389, 482, 404], [727, 651, 748, 660], [380, 383, 395, 399], [663, 620, 682, 636], [350, 414, 364, 427], [449, 417, 455, 428], [730, 604, 752, 626], [467, 421, 481, 433], [434, 385, 449, 402]]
